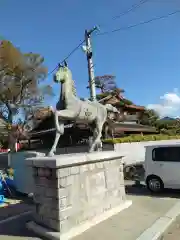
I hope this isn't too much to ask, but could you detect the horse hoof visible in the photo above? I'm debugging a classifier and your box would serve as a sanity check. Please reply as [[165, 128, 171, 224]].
[[47, 152, 54, 157]]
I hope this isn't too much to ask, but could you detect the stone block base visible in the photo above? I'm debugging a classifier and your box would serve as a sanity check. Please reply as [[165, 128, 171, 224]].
[[27, 200, 132, 240]]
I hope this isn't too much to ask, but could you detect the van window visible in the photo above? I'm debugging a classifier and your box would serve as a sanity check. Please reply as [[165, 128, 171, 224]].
[[152, 147, 180, 162]]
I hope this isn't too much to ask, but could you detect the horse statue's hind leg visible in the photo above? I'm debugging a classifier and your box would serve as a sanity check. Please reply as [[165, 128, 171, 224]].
[[89, 117, 106, 153], [48, 111, 64, 156]]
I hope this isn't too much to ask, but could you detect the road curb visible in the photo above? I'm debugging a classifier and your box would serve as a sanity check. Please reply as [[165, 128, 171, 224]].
[[136, 200, 180, 240]]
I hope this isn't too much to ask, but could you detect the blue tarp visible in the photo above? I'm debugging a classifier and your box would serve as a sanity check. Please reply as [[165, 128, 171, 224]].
[[0, 176, 15, 196]]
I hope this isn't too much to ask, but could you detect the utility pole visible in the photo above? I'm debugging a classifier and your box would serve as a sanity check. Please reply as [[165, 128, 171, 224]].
[[84, 26, 98, 102]]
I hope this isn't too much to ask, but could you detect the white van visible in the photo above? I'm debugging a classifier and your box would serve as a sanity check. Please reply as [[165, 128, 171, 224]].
[[144, 144, 180, 193]]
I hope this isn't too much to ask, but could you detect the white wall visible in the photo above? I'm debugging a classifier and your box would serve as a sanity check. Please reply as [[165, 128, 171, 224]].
[[10, 151, 45, 194], [114, 140, 180, 166]]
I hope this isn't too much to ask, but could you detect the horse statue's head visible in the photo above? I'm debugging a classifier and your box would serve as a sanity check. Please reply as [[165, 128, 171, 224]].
[[54, 61, 77, 96], [54, 61, 72, 84]]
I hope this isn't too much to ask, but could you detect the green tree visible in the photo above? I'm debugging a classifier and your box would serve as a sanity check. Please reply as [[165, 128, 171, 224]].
[[140, 109, 159, 126], [156, 119, 180, 135]]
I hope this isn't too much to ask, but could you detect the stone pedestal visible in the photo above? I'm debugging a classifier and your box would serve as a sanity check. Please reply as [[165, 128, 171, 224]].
[[26, 151, 132, 240]]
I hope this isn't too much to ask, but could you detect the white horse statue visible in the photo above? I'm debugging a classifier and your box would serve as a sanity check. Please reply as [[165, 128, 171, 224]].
[[48, 61, 119, 156]]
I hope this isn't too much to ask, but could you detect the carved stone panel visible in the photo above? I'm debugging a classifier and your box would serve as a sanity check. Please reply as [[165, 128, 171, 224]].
[[87, 171, 106, 206]]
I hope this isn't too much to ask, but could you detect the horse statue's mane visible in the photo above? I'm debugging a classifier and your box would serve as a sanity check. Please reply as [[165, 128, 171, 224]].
[[62, 64, 77, 97], [72, 79, 77, 96]]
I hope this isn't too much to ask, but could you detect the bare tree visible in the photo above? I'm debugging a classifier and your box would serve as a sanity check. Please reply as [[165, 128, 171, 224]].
[[94, 75, 117, 93], [0, 40, 53, 124], [0, 40, 54, 149], [87, 75, 119, 94]]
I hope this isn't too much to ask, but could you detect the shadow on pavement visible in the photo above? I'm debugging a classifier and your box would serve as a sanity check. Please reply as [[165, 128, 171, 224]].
[[0, 211, 40, 239], [0, 201, 34, 222], [0, 199, 40, 239], [0, 153, 8, 169], [125, 182, 180, 199]]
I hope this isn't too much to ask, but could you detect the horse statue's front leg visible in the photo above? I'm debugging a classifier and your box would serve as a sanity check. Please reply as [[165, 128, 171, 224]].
[[48, 131, 61, 156], [47, 111, 64, 156], [48, 109, 77, 156]]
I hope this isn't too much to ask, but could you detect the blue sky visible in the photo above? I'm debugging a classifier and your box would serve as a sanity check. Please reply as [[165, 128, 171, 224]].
[[0, 0, 180, 116]]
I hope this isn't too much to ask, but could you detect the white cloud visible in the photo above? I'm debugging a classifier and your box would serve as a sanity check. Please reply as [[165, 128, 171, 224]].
[[147, 89, 180, 117]]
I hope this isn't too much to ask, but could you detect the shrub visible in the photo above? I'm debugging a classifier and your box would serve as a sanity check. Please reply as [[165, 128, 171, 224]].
[[103, 134, 180, 144]]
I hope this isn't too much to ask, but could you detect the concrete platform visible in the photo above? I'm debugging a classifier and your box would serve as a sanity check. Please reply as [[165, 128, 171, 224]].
[[26, 200, 132, 240]]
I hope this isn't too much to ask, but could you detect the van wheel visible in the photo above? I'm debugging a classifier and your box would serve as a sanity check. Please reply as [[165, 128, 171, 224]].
[[146, 176, 164, 193]]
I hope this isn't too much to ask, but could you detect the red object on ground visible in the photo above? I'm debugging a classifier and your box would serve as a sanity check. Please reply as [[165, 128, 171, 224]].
[[0, 149, 10, 152], [0, 143, 22, 153]]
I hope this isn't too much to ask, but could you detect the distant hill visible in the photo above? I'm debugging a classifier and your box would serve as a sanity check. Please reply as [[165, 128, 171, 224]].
[[160, 117, 176, 121]]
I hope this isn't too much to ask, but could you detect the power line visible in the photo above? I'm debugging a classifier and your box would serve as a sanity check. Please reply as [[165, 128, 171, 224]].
[[47, 39, 85, 76], [47, 0, 149, 76], [47, 5, 179, 77], [97, 9, 180, 36], [61, 40, 85, 63], [47, 66, 59, 77], [112, 0, 149, 21], [98, 0, 149, 29]]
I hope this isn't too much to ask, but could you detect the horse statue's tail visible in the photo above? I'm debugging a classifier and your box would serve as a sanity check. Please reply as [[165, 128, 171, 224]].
[[105, 104, 119, 113]]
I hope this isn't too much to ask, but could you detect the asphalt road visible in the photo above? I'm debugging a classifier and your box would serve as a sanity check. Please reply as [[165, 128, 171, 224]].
[[0, 181, 177, 240], [0, 153, 43, 239], [0, 212, 42, 240], [0, 177, 179, 240], [0, 153, 41, 240]]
